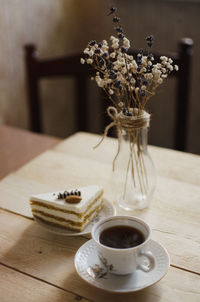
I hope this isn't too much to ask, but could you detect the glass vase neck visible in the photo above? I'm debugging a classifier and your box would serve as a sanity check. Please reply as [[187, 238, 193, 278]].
[[121, 126, 149, 153]]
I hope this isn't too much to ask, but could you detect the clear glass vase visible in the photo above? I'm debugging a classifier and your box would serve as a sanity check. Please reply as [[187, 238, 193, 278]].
[[113, 126, 156, 211]]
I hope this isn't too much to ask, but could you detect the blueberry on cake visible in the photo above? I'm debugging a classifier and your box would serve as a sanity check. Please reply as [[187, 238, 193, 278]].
[[30, 185, 104, 231]]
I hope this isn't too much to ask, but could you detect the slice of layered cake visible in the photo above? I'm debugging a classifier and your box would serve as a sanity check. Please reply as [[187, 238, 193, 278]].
[[30, 185, 104, 232]]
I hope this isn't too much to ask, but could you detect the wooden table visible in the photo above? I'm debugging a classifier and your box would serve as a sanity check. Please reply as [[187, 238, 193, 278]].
[[0, 125, 60, 180], [0, 126, 199, 302]]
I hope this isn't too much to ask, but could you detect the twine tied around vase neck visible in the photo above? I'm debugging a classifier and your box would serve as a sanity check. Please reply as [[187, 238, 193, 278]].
[[107, 107, 150, 132], [94, 106, 151, 171]]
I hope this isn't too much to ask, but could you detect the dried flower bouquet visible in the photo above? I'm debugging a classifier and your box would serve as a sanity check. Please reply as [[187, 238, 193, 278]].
[[81, 7, 179, 209]]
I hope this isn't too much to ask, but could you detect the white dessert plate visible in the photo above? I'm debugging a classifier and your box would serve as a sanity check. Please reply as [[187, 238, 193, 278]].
[[34, 199, 115, 236], [74, 239, 170, 293]]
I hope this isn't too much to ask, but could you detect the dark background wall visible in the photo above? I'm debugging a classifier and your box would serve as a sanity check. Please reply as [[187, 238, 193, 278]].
[[0, 0, 199, 153]]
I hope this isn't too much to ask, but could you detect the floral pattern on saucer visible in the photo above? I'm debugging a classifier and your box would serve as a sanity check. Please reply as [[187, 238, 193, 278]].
[[88, 255, 115, 279]]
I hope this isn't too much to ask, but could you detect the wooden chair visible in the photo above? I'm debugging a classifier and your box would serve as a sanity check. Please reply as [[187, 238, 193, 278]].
[[24, 38, 193, 151], [24, 45, 91, 134]]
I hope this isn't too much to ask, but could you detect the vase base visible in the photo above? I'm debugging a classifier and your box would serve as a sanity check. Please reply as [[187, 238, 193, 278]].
[[118, 193, 149, 211]]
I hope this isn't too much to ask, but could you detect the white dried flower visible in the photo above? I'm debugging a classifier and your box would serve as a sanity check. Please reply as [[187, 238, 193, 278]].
[[123, 37, 130, 49], [87, 58, 93, 64], [114, 60, 120, 66], [102, 45, 109, 52], [121, 67, 126, 74], [142, 56, 148, 65], [118, 102, 123, 107], [168, 58, 173, 64], [83, 48, 89, 55], [174, 65, 179, 71], [112, 42, 119, 49], [132, 61, 138, 73], [96, 77, 105, 88], [90, 45, 96, 52], [120, 57, 125, 65], [109, 89, 114, 95], [156, 70, 162, 77], [127, 63, 133, 71], [110, 52, 116, 58], [130, 78, 135, 85], [152, 67, 161, 76], [80, 58, 85, 64], [107, 79, 113, 84], [145, 73, 153, 80], [157, 78, 163, 84], [88, 50, 94, 56], [121, 77, 127, 84], [160, 56, 167, 62]]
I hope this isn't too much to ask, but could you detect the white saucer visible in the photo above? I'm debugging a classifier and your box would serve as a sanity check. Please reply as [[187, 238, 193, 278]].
[[74, 239, 170, 293], [35, 199, 115, 236]]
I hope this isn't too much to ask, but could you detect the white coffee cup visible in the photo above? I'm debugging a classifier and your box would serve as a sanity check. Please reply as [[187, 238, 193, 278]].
[[91, 215, 155, 275]]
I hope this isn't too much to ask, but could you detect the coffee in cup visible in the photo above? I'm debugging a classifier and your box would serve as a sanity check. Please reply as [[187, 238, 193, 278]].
[[92, 215, 155, 275]]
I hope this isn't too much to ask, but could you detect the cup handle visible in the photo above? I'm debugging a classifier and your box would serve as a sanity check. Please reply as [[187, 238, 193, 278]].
[[137, 250, 155, 272]]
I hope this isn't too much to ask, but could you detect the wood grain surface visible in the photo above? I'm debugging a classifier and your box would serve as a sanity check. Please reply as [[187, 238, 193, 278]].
[[0, 209, 199, 302], [0, 131, 199, 301], [0, 264, 89, 302]]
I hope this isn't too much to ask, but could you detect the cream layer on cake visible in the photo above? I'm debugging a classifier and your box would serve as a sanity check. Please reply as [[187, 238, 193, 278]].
[[30, 185, 104, 231]]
